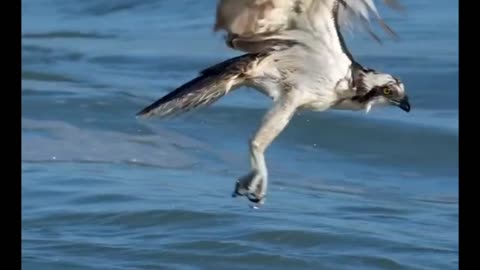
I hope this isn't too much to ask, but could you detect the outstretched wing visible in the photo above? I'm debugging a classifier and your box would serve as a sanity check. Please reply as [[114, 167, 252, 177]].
[[136, 52, 268, 118], [214, 0, 404, 49]]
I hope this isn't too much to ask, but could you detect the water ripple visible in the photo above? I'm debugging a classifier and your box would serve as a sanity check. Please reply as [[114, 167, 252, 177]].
[[23, 31, 116, 39]]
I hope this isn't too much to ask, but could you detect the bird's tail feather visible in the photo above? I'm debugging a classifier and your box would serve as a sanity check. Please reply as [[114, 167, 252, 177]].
[[136, 53, 262, 118]]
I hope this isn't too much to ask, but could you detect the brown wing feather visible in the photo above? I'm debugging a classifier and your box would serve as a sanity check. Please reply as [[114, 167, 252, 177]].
[[136, 53, 268, 118], [214, 0, 405, 47], [214, 0, 295, 37]]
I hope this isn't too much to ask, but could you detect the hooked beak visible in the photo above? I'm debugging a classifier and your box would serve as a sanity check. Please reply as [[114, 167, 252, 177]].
[[390, 96, 411, 112]]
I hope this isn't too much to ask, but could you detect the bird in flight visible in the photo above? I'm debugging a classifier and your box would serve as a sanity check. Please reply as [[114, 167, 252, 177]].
[[137, 0, 411, 206]]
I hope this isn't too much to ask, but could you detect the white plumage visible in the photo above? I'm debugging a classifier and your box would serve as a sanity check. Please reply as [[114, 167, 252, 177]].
[[137, 0, 410, 206]]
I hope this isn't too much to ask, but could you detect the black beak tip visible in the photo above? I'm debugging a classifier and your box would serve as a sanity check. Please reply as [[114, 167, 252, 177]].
[[400, 102, 411, 112], [396, 96, 411, 113]]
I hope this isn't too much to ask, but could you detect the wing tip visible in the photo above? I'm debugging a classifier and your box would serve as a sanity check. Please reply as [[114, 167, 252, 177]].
[[136, 104, 159, 119], [136, 109, 152, 119]]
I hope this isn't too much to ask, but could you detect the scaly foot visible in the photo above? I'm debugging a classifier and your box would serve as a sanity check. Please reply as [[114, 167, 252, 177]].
[[232, 169, 267, 205]]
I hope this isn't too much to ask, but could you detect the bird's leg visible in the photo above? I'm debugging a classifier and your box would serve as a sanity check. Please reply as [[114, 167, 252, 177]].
[[232, 94, 299, 205]]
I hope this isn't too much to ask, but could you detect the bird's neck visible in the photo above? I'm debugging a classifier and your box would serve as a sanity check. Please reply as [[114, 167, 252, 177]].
[[349, 62, 371, 94]]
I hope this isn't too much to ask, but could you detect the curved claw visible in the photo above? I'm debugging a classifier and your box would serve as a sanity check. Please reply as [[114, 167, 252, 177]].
[[232, 170, 266, 205]]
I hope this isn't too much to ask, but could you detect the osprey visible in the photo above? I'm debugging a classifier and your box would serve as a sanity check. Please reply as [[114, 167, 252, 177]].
[[137, 0, 411, 206]]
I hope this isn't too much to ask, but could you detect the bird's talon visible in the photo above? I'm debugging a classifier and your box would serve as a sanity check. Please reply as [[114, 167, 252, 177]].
[[233, 171, 266, 204]]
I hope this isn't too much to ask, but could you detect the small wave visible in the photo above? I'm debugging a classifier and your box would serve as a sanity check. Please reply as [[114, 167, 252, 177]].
[[241, 229, 349, 248], [22, 31, 116, 39], [68, 193, 140, 205], [328, 254, 407, 270], [24, 209, 234, 229], [22, 70, 79, 83], [22, 45, 84, 65], [22, 118, 201, 169], [415, 196, 458, 205], [76, 0, 161, 16], [335, 205, 410, 216]]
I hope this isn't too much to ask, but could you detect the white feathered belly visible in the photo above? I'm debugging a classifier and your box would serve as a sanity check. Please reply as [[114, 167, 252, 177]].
[[247, 77, 283, 101]]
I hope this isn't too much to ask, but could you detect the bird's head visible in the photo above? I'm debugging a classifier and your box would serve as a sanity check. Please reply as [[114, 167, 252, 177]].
[[355, 69, 410, 113]]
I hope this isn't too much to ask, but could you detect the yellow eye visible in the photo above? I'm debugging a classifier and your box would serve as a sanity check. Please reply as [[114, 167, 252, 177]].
[[383, 87, 391, 95]]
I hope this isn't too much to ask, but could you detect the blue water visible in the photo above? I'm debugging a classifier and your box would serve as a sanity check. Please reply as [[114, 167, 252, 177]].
[[22, 1, 458, 269]]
